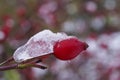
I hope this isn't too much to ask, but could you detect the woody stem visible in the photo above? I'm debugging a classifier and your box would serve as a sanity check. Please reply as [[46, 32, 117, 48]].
[[0, 64, 18, 71], [0, 62, 47, 71], [0, 57, 14, 66]]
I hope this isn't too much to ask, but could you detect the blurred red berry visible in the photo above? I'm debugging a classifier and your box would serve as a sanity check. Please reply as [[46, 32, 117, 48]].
[[53, 38, 88, 60], [16, 7, 26, 17], [0, 30, 6, 42], [2, 15, 11, 22], [0, 24, 13, 43], [2, 25, 11, 36]]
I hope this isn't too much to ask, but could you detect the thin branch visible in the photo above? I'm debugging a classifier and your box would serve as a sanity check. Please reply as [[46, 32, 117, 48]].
[[0, 56, 47, 71], [0, 57, 14, 66], [0, 62, 47, 71], [17, 63, 47, 69], [0, 64, 18, 71]]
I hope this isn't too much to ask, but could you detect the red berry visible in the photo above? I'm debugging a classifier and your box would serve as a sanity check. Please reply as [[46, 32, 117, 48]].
[[16, 7, 26, 17], [53, 38, 88, 60], [2, 25, 11, 36]]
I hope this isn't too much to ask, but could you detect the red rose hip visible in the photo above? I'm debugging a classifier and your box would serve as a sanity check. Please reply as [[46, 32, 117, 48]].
[[53, 38, 88, 60]]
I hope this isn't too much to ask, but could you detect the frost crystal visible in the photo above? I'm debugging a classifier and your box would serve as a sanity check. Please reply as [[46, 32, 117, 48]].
[[13, 30, 73, 62]]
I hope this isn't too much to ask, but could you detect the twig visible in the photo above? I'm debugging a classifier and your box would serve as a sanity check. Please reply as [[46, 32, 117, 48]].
[[0, 57, 14, 66], [0, 64, 18, 71], [0, 62, 47, 71]]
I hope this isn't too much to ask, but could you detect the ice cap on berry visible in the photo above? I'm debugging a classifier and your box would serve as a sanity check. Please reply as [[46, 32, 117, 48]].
[[13, 30, 74, 63]]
